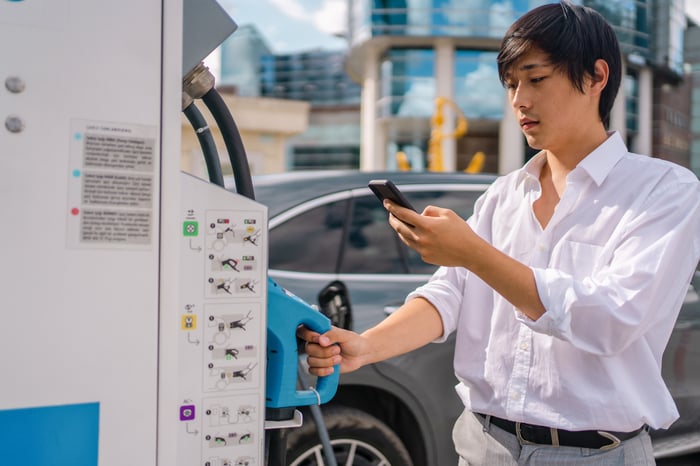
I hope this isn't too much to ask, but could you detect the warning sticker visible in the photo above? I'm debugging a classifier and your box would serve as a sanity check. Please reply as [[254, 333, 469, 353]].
[[82, 173, 153, 208], [67, 120, 158, 249], [83, 134, 154, 172], [80, 209, 152, 244]]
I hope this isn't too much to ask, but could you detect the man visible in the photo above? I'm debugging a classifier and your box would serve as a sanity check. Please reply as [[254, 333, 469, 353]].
[[298, 2, 700, 464]]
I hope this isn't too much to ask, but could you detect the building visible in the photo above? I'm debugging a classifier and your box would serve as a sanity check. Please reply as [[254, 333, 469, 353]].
[[182, 25, 310, 177], [219, 24, 272, 96], [346, 0, 692, 173], [181, 94, 310, 178], [259, 50, 363, 170], [685, 21, 700, 177]]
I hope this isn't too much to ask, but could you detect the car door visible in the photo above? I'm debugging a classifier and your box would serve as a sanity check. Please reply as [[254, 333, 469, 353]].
[[335, 184, 486, 332]]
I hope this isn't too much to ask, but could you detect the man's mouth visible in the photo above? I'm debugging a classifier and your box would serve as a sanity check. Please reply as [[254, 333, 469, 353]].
[[520, 118, 538, 131]]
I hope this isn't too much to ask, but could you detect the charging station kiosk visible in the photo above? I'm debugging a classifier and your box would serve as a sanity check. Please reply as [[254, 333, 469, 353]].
[[0, 1, 336, 465]]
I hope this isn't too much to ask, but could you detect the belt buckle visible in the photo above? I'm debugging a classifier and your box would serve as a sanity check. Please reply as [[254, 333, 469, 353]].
[[516, 422, 560, 447], [596, 431, 621, 451]]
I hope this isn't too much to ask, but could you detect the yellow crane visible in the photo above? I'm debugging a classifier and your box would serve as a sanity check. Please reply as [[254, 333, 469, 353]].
[[427, 96, 468, 171]]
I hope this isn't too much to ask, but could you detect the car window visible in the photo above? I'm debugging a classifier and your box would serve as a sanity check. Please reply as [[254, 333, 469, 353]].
[[268, 199, 348, 273], [403, 189, 483, 274], [339, 195, 408, 274]]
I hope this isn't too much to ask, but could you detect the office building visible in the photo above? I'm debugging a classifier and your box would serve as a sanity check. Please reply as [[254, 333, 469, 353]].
[[347, 0, 691, 173]]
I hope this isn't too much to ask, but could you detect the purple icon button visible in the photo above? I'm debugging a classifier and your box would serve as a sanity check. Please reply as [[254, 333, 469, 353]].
[[180, 404, 195, 421]]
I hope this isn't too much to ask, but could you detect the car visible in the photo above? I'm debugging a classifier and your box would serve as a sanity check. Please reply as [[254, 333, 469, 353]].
[[249, 169, 700, 466]]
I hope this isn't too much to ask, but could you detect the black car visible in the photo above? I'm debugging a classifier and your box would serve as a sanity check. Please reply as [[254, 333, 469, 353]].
[[250, 170, 700, 466]]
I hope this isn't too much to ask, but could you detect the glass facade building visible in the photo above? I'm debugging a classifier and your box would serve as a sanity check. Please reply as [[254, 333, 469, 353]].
[[259, 51, 363, 170], [219, 25, 272, 96], [220, 28, 363, 171], [347, 0, 689, 172], [685, 23, 700, 177], [260, 51, 362, 107]]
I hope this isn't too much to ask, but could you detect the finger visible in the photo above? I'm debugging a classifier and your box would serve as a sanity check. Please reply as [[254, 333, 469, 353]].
[[306, 352, 341, 368], [384, 201, 418, 228], [297, 325, 333, 347], [308, 365, 336, 377], [296, 325, 321, 343], [304, 339, 339, 357]]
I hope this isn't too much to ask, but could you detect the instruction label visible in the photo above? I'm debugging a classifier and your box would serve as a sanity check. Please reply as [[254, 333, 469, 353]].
[[67, 120, 158, 249]]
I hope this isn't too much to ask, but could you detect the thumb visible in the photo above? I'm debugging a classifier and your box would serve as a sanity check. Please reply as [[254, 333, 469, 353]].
[[297, 324, 350, 347], [321, 326, 357, 347]]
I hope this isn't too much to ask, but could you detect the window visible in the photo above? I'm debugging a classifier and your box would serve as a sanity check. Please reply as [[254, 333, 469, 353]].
[[340, 195, 408, 274], [340, 188, 483, 275], [268, 199, 348, 273], [402, 188, 482, 273], [269, 186, 485, 276]]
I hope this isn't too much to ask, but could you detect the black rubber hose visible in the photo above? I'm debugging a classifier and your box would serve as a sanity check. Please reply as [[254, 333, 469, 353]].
[[265, 428, 289, 466], [201, 88, 255, 199], [183, 102, 225, 188]]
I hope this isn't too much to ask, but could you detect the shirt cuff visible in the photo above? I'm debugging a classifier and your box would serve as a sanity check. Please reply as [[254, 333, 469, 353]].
[[406, 280, 461, 343], [514, 266, 572, 337]]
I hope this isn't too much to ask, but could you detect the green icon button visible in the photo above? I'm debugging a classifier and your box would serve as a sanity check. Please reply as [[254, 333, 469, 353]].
[[183, 221, 198, 237]]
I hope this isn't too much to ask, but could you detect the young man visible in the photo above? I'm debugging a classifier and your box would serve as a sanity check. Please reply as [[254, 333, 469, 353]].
[[298, 2, 700, 464]]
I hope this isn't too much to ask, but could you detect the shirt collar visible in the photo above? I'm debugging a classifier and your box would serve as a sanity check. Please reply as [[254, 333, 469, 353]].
[[575, 131, 627, 186], [515, 131, 627, 187], [517, 150, 546, 186]]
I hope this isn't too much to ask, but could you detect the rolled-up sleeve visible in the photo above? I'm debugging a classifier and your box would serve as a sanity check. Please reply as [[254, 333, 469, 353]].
[[407, 266, 467, 342]]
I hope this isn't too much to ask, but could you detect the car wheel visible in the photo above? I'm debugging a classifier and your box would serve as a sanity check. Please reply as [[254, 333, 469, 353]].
[[286, 406, 414, 466]]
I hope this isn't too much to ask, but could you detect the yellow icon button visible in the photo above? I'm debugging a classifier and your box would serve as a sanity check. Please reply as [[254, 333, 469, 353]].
[[181, 314, 197, 330]]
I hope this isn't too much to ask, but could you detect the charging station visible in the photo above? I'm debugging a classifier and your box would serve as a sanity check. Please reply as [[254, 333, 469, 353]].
[[0, 1, 337, 465]]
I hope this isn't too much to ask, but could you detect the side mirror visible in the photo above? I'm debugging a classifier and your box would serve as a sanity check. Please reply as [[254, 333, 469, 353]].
[[317, 280, 353, 330]]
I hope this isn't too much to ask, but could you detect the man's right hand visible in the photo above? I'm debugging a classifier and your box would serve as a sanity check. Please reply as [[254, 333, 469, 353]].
[[297, 325, 367, 376]]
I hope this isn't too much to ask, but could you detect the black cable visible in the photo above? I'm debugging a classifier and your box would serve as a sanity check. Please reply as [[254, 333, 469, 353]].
[[183, 102, 225, 188], [201, 88, 255, 199]]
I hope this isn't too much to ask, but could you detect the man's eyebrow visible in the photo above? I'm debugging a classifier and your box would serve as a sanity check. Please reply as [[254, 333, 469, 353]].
[[504, 62, 552, 78], [518, 62, 552, 71]]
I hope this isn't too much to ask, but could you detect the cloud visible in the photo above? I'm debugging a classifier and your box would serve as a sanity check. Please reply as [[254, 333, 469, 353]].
[[398, 80, 436, 116], [458, 62, 504, 119], [313, 0, 347, 36], [220, 0, 346, 52], [688, 2, 700, 23]]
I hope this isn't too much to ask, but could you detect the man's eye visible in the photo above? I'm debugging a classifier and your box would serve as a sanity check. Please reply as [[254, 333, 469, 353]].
[[531, 77, 546, 83]]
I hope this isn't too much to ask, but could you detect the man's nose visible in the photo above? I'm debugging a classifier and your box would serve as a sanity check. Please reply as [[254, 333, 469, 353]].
[[511, 84, 531, 109]]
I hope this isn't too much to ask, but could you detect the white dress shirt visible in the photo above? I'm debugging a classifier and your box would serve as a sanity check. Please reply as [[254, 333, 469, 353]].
[[408, 132, 700, 431]]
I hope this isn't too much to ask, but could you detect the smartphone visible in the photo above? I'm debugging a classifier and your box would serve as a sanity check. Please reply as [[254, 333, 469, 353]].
[[368, 179, 416, 212]]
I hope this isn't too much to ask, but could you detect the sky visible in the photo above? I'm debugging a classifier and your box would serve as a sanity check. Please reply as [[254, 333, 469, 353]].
[[218, 0, 348, 53], [217, 0, 700, 54]]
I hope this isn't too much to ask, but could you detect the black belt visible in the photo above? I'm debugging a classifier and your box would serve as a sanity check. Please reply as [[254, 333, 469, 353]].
[[476, 413, 644, 450]]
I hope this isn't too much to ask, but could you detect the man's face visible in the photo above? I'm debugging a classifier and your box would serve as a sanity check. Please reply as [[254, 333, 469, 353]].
[[503, 48, 599, 154]]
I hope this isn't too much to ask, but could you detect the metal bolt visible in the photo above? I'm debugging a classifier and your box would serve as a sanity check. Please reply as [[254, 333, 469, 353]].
[[5, 76, 25, 93], [5, 115, 25, 133]]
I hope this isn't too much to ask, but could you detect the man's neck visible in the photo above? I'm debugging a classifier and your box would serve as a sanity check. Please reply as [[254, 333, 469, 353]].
[[542, 126, 609, 180]]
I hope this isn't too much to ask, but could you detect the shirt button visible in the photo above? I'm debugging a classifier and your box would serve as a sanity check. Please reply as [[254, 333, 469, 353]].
[[520, 342, 529, 350], [511, 392, 520, 401]]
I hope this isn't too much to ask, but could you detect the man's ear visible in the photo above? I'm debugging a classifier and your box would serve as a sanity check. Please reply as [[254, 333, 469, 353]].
[[590, 59, 609, 95]]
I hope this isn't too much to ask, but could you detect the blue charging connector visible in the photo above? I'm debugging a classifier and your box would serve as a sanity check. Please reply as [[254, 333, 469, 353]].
[[266, 277, 340, 408]]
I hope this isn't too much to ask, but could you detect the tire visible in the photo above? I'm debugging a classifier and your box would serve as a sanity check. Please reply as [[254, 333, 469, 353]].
[[286, 406, 414, 466]]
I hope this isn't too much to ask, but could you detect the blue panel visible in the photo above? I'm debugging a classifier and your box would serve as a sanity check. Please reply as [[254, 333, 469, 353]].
[[0, 402, 99, 466]]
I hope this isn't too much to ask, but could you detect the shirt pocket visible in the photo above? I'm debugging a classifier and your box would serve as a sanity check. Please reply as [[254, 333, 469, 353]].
[[553, 240, 603, 279]]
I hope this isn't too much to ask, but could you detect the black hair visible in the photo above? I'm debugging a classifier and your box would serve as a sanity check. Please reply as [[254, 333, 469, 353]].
[[497, 1, 622, 128]]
